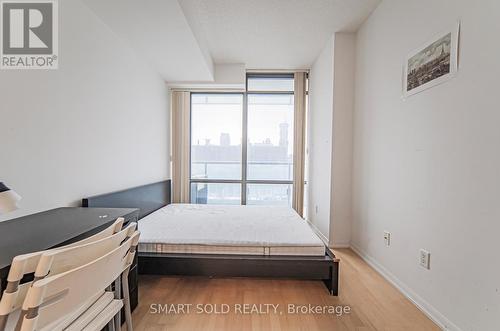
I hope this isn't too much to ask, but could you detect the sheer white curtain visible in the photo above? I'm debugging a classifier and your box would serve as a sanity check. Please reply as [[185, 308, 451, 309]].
[[171, 91, 191, 203], [292, 72, 307, 216]]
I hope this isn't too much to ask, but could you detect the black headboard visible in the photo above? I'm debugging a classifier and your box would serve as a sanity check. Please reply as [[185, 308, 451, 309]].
[[82, 180, 171, 219]]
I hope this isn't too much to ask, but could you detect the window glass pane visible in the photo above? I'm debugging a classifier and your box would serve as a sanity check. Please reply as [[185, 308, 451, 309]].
[[246, 184, 292, 206], [191, 94, 243, 180], [247, 76, 294, 92], [247, 94, 294, 180], [190, 183, 241, 205]]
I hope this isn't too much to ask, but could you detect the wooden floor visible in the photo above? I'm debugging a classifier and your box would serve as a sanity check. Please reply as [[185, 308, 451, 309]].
[[129, 249, 440, 331]]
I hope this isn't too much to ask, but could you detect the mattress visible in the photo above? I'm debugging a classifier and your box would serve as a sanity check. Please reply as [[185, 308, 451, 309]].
[[138, 204, 325, 256]]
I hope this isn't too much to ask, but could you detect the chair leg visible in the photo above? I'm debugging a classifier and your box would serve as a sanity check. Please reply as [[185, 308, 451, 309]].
[[115, 309, 121, 330], [114, 277, 122, 329], [0, 315, 8, 331], [122, 268, 133, 331], [14, 310, 28, 331], [106, 284, 115, 331]]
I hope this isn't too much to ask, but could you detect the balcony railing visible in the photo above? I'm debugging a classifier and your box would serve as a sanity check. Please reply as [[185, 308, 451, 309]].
[[190, 161, 293, 206], [191, 161, 293, 181]]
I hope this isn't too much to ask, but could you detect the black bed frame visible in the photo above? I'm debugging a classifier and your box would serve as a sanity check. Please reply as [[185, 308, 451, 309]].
[[82, 180, 339, 295]]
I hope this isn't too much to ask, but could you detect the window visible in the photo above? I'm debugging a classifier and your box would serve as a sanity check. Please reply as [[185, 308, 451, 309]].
[[247, 94, 294, 181], [190, 183, 241, 205], [191, 94, 243, 181], [189, 74, 296, 205], [190, 94, 243, 204], [246, 184, 292, 206], [247, 75, 294, 92]]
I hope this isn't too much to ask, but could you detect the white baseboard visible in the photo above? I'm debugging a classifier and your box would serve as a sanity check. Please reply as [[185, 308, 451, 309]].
[[350, 243, 461, 331]]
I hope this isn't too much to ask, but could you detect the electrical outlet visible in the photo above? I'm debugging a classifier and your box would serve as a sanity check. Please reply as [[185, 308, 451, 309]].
[[315, 205, 319, 214], [383, 231, 391, 246], [419, 249, 430, 269]]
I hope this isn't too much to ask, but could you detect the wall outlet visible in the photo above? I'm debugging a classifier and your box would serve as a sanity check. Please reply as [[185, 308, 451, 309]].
[[315, 205, 319, 214], [419, 249, 430, 269], [383, 231, 391, 246]]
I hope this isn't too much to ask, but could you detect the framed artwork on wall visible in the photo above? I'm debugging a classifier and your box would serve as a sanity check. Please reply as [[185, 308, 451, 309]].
[[403, 22, 460, 98]]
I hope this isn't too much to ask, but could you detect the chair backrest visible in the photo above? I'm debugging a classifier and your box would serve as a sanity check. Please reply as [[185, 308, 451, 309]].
[[18, 232, 140, 331], [33, 222, 136, 279], [0, 218, 129, 331], [6, 217, 124, 284]]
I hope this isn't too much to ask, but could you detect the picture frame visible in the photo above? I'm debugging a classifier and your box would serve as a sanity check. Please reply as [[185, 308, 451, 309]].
[[403, 22, 460, 98]]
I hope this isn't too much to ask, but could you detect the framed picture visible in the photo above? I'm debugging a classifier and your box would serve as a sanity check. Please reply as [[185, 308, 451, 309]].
[[403, 22, 460, 98]]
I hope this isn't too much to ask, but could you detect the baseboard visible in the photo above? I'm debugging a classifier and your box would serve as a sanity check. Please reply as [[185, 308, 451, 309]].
[[350, 243, 461, 331]]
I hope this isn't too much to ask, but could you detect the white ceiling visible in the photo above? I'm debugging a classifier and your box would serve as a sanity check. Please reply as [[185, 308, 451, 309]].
[[179, 0, 380, 69], [83, 0, 215, 82], [83, 0, 380, 82]]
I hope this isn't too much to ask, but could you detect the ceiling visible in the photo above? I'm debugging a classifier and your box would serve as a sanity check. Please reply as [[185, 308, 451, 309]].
[[83, 0, 380, 82], [83, 0, 215, 82], [179, 0, 380, 69]]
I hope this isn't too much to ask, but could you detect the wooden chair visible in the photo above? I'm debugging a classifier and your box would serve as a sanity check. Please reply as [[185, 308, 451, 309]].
[[0, 218, 128, 331], [15, 231, 140, 331]]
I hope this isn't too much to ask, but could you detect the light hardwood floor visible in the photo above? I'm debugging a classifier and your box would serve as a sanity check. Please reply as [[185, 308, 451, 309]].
[[129, 249, 440, 331]]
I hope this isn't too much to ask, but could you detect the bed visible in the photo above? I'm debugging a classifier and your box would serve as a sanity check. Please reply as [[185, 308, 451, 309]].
[[139, 204, 326, 256], [82, 180, 339, 295]]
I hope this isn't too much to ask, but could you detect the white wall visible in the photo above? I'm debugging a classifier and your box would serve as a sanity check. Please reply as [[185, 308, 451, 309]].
[[169, 63, 246, 90], [352, 0, 500, 330], [307, 36, 334, 243], [0, 0, 170, 222], [214, 64, 245, 86], [308, 33, 355, 247], [330, 33, 355, 247]]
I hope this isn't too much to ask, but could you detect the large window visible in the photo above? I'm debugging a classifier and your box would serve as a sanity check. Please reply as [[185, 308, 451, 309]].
[[190, 74, 295, 206], [191, 94, 243, 181], [247, 94, 294, 181]]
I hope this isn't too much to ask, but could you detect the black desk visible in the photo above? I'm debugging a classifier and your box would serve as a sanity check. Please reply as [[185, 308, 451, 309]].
[[0, 207, 139, 310]]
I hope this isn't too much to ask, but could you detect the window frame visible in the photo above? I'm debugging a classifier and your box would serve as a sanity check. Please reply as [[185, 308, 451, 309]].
[[189, 73, 295, 205]]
